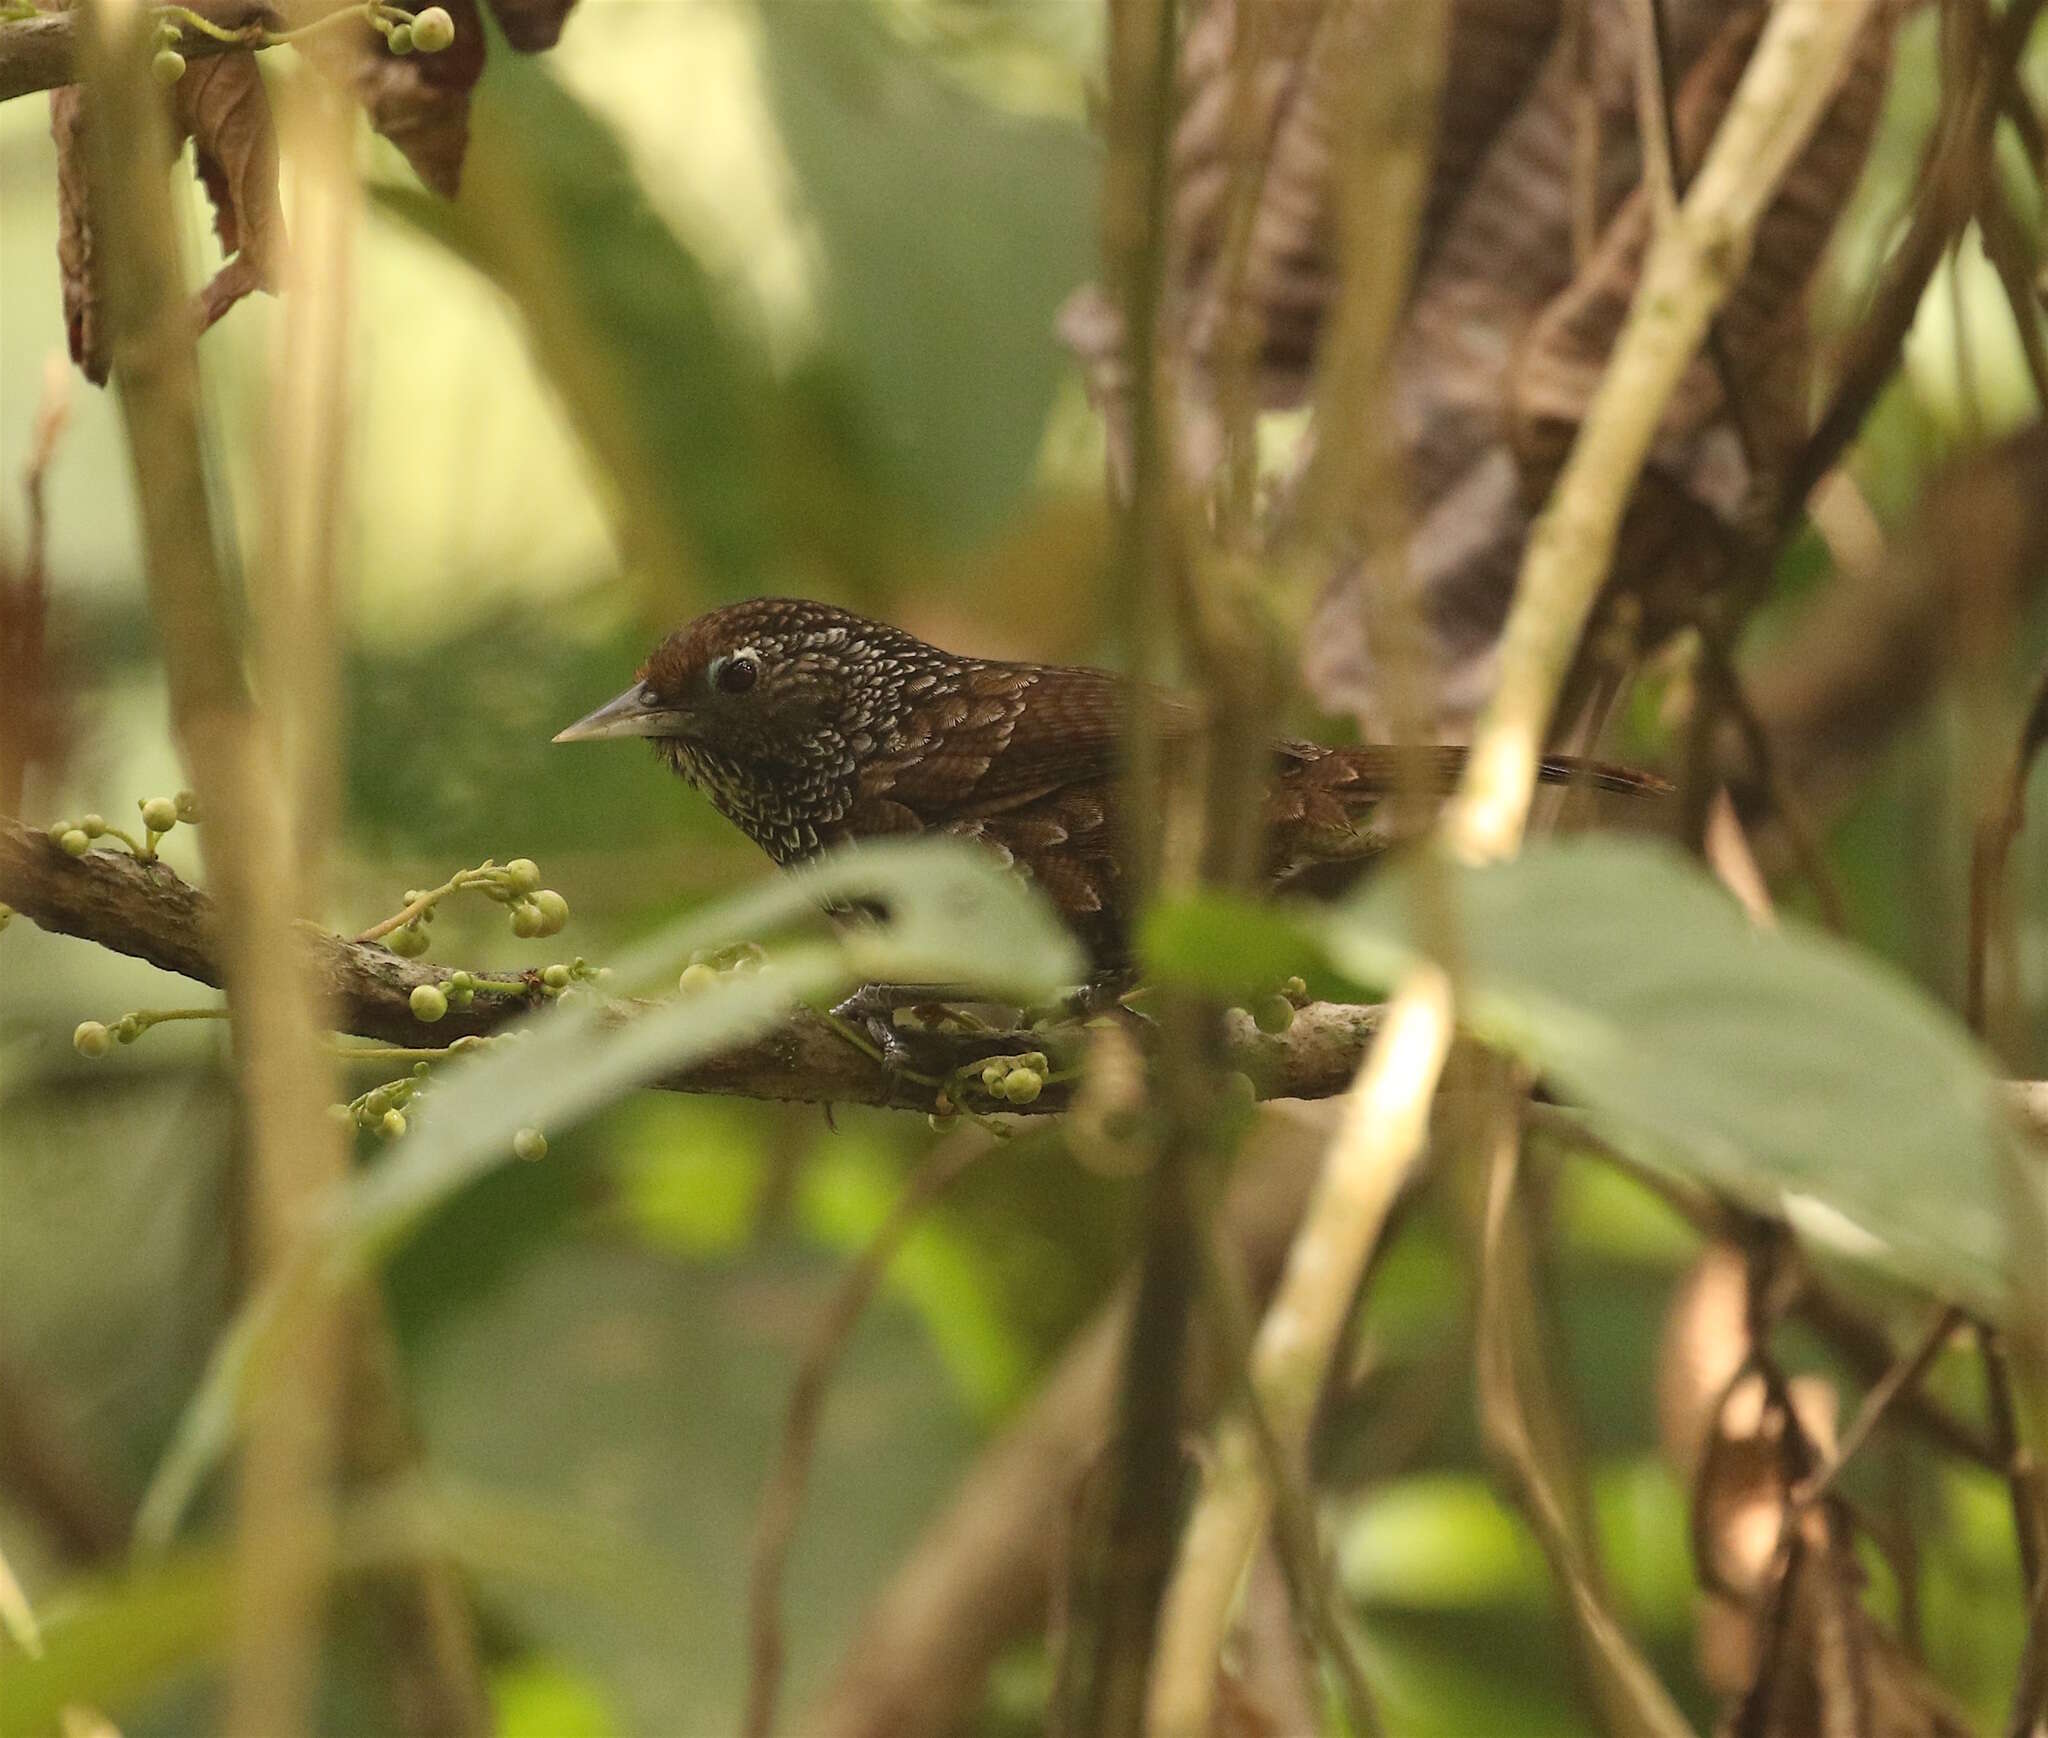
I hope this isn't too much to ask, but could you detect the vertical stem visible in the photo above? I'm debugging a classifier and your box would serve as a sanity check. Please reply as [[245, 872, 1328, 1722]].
[[1087, 0, 1191, 1732], [78, 8, 347, 1735]]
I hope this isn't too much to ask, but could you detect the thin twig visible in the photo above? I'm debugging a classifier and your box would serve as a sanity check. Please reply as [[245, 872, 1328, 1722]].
[[1455, 0, 1882, 859], [1978, 177, 2048, 412], [743, 1133, 994, 1738], [1968, 654, 2048, 1043], [1477, 1091, 1699, 1738], [78, 1, 351, 1732], [1703, 628, 1850, 934], [1193, 1218, 1381, 1737], [1793, 1306, 1964, 1514], [1789, 0, 2048, 515], [1148, 966, 1455, 1738]]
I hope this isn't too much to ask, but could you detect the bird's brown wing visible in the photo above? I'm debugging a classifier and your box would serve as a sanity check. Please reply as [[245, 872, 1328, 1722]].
[[844, 662, 1188, 972], [850, 662, 1198, 823]]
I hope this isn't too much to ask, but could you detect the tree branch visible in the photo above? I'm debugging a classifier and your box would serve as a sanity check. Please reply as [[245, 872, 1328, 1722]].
[[0, 2, 394, 107], [0, 813, 1381, 1112], [3, 5, 246, 105]]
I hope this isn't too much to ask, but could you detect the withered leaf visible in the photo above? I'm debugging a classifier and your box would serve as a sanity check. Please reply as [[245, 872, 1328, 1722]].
[[294, 0, 486, 197], [1303, 1, 1896, 730], [49, 85, 104, 385], [1062, 0, 1902, 733], [483, 0, 578, 54], [172, 51, 290, 333]]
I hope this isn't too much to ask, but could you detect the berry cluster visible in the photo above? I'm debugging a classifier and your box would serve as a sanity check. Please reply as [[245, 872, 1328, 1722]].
[[46, 791, 198, 864], [147, 2, 457, 88], [368, 857, 570, 960]]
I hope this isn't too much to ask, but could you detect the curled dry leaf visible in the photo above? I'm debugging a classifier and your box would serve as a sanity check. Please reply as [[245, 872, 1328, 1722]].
[[173, 51, 291, 332], [1658, 1246, 1975, 1738], [51, 30, 286, 385], [49, 85, 100, 384], [288, 0, 577, 197], [1062, 0, 1901, 731], [290, 0, 486, 197], [481, 0, 578, 54], [1305, 0, 1898, 731]]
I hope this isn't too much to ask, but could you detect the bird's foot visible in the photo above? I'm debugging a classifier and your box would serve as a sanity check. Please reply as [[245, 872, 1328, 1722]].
[[828, 983, 1001, 1079]]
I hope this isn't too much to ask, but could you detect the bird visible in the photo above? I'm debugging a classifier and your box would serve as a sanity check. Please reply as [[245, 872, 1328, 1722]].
[[554, 597, 1665, 986]]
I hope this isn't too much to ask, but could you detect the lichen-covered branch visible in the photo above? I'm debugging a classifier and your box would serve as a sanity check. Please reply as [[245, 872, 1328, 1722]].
[[0, 814, 1382, 1112]]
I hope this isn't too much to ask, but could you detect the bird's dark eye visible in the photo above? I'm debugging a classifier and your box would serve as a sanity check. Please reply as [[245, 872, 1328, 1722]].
[[637, 683, 661, 707], [710, 652, 759, 696]]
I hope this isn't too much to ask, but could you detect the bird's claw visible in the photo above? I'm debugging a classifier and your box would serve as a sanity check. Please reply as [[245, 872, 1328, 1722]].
[[829, 985, 921, 1072]]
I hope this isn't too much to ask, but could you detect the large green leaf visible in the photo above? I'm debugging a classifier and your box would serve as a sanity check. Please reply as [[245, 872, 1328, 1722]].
[[1143, 840, 2039, 1317], [374, 36, 872, 601], [757, 0, 1096, 542], [1328, 840, 2032, 1318], [137, 839, 1079, 1546]]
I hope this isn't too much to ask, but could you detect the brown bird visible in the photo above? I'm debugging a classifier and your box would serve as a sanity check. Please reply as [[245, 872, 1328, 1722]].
[[554, 597, 1662, 984]]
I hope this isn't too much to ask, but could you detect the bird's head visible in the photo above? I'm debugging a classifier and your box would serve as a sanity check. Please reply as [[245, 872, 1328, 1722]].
[[557, 597, 892, 761]]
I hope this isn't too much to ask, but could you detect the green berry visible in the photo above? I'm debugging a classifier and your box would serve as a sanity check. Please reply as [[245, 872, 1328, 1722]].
[[678, 960, 719, 995], [113, 1016, 141, 1044], [173, 790, 200, 822], [151, 47, 186, 84], [541, 963, 572, 990], [387, 22, 414, 52], [388, 924, 430, 958], [980, 1061, 1007, 1092], [80, 814, 105, 836], [47, 821, 71, 845], [410, 983, 449, 1023], [513, 1127, 547, 1162], [532, 890, 570, 935], [510, 901, 544, 939], [409, 4, 455, 51], [73, 1021, 111, 1059], [379, 1109, 408, 1139], [1002, 1067, 1044, 1105], [1252, 994, 1295, 1036], [506, 858, 541, 894], [59, 829, 90, 858], [140, 796, 179, 832], [448, 985, 474, 1010]]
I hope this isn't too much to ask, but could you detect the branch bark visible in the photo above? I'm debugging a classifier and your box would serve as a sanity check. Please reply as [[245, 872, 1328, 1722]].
[[0, 813, 1381, 1111], [0, 3, 349, 107]]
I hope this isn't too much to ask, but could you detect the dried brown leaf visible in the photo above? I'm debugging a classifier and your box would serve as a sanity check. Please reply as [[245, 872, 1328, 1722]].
[[1299, 0, 1895, 730], [294, 0, 486, 196], [171, 52, 289, 332], [483, 0, 578, 54], [49, 85, 103, 385]]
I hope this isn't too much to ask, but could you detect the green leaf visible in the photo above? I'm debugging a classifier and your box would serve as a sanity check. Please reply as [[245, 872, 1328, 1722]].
[[138, 841, 1078, 1545], [1326, 838, 2034, 1317], [0, 1549, 229, 1736], [757, 0, 1095, 541], [345, 836, 1079, 1261], [373, 47, 863, 596], [1138, 889, 1334, 1001]]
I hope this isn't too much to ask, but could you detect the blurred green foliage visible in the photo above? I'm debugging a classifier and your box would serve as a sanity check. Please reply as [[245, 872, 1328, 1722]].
[[1, 2, 2046, 1734]]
